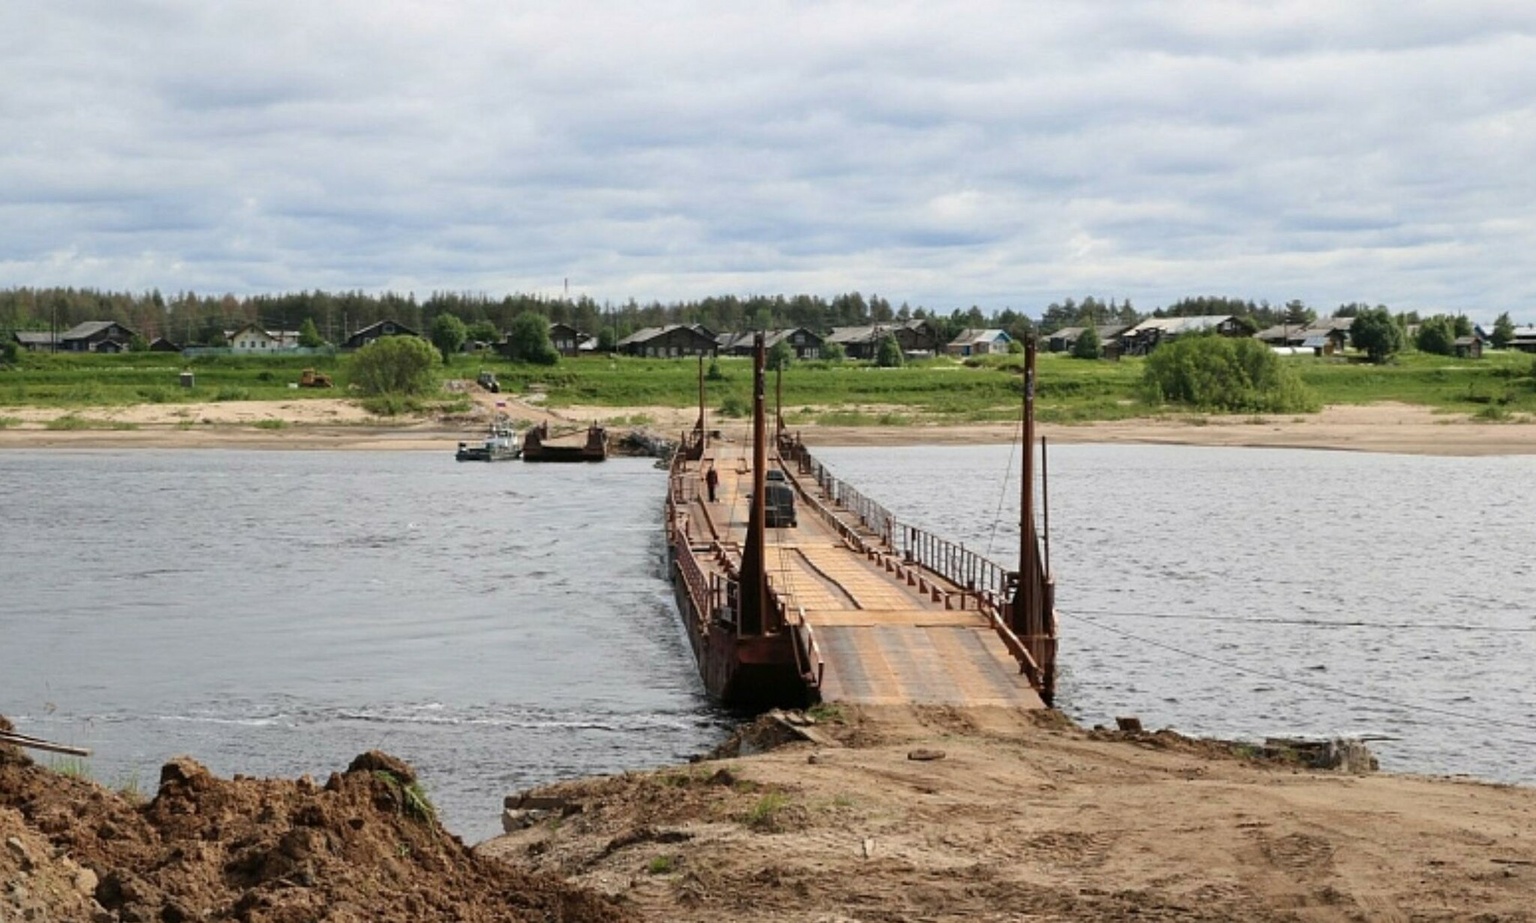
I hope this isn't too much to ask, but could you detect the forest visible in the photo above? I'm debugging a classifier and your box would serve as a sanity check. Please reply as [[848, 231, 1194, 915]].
[[0, 287, 1445, 350]]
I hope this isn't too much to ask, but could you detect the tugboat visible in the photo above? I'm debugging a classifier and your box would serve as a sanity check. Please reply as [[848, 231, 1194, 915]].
[[456, 416, 521, 461]]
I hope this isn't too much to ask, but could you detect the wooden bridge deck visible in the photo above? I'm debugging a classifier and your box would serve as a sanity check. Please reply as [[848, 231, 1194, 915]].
[[682, 438, 1045, 709]]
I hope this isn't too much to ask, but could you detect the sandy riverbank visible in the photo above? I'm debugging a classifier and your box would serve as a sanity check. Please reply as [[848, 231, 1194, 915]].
[[3, 396, 1535, 455], [478, 705, 1536, 921]]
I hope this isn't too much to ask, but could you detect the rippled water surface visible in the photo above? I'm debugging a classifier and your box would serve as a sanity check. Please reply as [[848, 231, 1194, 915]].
[[1, 451, 721, 843], [5, 444, 1535, 842], [816, 443, 1536, 784]]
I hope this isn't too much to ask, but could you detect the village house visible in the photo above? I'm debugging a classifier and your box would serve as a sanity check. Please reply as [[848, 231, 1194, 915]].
[[1046, 325, 1127, 354], [11, 331, 57, 352], [825, 320, 942, 361], [1509, 327, 1536, 353], [1254, 317, 1352, 356], [547, 322, 588, 358], [226, 322, 305, 353], [946, 328, 1013, 358], [718, 328, 825, 360], [616, 324, 718, 358], [340, 320, 418, 350], [1118, 315, 1244, 356], [28, 322, 140, 354]]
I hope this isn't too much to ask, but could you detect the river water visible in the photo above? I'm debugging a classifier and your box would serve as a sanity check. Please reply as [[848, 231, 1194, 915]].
[[3, 445, 1533, 842]]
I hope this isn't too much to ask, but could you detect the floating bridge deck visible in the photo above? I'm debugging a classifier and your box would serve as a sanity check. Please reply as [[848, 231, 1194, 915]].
[[678, 436, 1047, 709]]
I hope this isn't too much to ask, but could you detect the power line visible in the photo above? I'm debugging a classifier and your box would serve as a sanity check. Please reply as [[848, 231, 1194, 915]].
[[1070, 608, 1536, 634], [1063, 609, 1536, 736]]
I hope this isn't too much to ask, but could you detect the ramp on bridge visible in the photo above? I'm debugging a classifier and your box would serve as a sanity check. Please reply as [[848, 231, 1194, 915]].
[[688, 441, 1045, 710]]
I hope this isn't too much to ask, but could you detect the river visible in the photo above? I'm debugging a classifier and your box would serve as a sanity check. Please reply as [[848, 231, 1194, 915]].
[[2, 444, 1532, 842]]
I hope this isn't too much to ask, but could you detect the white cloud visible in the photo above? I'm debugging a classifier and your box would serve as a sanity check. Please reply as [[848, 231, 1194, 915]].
[[1, 1, 1535, 319]]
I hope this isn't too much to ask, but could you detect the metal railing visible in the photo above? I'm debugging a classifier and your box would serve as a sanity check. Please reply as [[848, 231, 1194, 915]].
[[791, 443, 1012, 602]]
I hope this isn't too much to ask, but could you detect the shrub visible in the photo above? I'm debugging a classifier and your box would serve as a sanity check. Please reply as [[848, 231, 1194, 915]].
[[1143, 334, 1317, 414], [348, 335, 439, 396], [505, 313, 559, 365], [719, 394, 749, 417]]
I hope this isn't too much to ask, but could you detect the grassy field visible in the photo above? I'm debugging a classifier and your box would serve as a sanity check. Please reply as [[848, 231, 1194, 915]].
[[4, 346, 1535, 425]]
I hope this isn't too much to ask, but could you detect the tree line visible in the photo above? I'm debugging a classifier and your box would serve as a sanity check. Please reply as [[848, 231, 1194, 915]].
[[0, 285, 1520, 353]]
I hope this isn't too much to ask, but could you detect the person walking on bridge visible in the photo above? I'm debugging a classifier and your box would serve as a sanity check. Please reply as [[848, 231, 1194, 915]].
[[705, 464, 719, 503]]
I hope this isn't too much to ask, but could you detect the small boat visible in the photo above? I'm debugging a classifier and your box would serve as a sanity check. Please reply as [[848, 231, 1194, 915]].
[[456, 417, 521, 461], [522, 421, 608, 462]]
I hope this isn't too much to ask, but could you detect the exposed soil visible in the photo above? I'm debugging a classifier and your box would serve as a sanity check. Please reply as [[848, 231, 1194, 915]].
[[479, 705, 1536, 922], [0, 716, 633, 922]]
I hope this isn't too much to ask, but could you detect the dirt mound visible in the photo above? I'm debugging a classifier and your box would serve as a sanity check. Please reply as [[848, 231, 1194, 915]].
[[0, 720, 634, 922]]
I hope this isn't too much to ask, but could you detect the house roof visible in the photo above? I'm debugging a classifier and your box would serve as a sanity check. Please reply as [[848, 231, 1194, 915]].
[[825, 325, 881, 344], [1302, 316, 1357, 333], [1125, 315, 1233, 336], [948, 328, 1010, 346], [1053, 324, 1124, 342], [14, 331, 56, 345], [1254, 325, 1304, 341], [61, 320, 132, 341], [349, 319, 417, 339], [615, 324, 716, 347]]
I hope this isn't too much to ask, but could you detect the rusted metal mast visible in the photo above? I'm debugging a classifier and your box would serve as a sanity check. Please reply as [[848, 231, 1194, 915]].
[[775, 361, 784, 438], [697, 353, 707, 452], [738, 333, 770, 635], [1018, 338, 1037, 626]]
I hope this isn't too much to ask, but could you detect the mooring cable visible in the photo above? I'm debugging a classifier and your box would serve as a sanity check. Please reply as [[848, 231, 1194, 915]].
[[1069, 608, 1536, 634], [1062, 608, 1536, 738]]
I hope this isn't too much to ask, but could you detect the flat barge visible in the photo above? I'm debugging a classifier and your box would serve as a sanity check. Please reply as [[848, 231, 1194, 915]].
[[665, 336, 1058, 711], [522, 422, 608, 463]]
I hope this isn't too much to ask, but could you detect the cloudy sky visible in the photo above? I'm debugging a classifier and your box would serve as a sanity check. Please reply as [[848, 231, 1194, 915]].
[[3, 2, 1535, 320]]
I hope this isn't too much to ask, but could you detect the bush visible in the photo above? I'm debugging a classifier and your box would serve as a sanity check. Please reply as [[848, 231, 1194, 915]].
[[719, 394, 748, 417], [1415, 315, 1457, 356], [348, 335, 439, 396], [1072, 326, 1102, 360], [429, 313, 468, 363], [1350, 308, 1404, 364], [1143, 334, 1317, 413], [505, 313, 559, 365], [767, 340, 793, 371]]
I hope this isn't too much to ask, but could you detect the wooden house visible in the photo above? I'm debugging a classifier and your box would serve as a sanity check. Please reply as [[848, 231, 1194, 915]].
[[892, 318, 944, 355], [1454, 335, 1484, 359], [616, 324, 719, 358], [1047, 325, 1126, 353], [59, 321, 137, 352], [824, 326, 884, 360], [12, 331, 56, 352], [548, 322, 587, 357], [946, 328, 1012, 357], [1509, 327, 1536, 353], [341, 320, 419, 350], [719, 328, 825, 360], [1118, 315, 1242, 356]]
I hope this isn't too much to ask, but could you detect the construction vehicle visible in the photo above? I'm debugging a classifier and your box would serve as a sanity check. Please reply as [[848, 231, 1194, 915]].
[[298, 368, 334, 388]]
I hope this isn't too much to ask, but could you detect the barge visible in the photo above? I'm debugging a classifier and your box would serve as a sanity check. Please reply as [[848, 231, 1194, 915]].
[[665, 335, 1058, 711]]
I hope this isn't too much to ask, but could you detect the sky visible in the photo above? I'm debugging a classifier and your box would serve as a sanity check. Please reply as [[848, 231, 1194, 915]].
[[3, 1, 1535, 321]]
